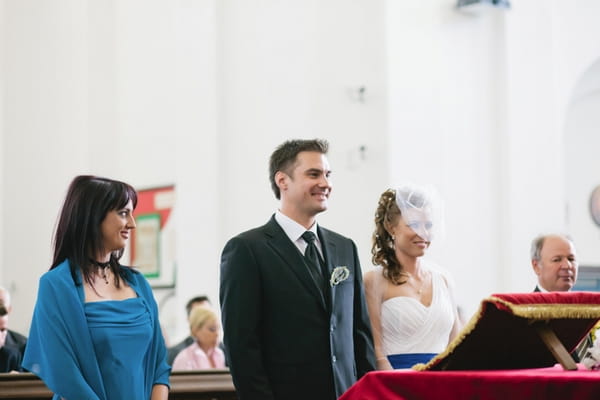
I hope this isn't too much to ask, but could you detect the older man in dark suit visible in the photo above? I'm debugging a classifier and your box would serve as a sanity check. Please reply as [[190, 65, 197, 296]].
[[531, 234, 591, 361], [220, 139, 375, 400]]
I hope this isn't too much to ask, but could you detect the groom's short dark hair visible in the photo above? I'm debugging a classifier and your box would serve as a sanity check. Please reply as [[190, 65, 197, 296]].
[[269, 139, 329, 199]]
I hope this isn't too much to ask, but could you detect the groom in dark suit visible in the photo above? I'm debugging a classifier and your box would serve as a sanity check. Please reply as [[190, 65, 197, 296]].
[[220, 139, 375, 400]]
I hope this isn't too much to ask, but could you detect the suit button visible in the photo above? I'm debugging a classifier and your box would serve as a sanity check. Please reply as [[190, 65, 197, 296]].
[[330, 326, 334, 332], [332, 355, 337, 363]]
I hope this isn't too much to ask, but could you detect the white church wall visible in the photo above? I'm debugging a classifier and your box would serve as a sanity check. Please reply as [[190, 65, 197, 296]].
[[2, 0, 600, 337]]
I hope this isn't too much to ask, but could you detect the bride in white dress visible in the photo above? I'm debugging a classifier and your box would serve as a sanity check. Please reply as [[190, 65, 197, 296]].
[[363, 185, 462, 370]]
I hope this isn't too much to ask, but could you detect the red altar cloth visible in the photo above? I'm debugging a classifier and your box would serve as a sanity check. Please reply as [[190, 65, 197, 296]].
[[339, 365, 600, 400], [421, 292, 600, 370]]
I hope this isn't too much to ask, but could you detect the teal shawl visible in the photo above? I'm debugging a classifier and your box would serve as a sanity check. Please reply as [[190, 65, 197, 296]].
[[23, 259, 170, 399]]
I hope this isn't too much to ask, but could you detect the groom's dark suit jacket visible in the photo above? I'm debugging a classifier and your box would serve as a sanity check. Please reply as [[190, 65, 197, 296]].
[[220, 216, 375, 400]]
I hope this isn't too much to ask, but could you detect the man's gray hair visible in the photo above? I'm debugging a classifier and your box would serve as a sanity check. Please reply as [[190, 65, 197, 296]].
[[530, 233, 574, 261]]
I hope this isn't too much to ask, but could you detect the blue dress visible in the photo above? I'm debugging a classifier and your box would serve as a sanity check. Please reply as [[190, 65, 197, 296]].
[[23, 260, 170, 400], [85, 298, 154, 400]]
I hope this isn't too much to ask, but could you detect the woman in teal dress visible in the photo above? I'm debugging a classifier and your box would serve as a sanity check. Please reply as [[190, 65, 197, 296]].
[[23, 175, 170, 400]]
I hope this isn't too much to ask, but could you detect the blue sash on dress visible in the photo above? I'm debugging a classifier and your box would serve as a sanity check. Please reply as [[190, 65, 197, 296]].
[[387, 353, 436, 369]]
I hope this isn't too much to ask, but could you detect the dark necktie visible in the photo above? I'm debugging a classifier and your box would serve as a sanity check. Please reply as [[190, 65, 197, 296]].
[[301, 231, 326, 290]]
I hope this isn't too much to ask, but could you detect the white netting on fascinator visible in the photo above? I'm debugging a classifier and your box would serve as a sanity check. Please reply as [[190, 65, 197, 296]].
[[394, 183, 445, 243]]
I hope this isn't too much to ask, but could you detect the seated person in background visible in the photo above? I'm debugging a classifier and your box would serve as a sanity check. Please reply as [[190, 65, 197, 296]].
[[530, 233, 590, 361], [0, 286, 27, 372], [171, 307, 225, 370], [167, 295, 212, 365], [364, 185, 462, 370], [0, 341, 21, 373]]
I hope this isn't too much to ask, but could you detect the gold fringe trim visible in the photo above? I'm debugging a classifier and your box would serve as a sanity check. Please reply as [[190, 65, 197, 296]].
[[412, 296, 600, 371], [488, 296, 600, 320]]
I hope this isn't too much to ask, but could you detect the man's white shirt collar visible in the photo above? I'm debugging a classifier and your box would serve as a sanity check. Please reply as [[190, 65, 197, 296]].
[[275, 210, 320, 248]]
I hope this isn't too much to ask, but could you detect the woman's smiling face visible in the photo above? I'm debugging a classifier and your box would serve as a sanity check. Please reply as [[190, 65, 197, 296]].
[[100, 199, 136, 254], [389, 209, 433, 258]]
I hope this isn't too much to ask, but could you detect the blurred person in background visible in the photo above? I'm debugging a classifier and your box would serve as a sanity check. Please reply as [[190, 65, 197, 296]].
[[0, 286, 27, 372], [172, 306, 225, 370], [167, 295, 212, 365]]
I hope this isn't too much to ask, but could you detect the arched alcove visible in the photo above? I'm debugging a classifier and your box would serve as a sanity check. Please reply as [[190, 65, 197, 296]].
[[564, 57, 600, 276]]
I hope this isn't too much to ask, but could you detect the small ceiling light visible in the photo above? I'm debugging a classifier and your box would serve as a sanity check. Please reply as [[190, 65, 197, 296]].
[[457, 0, 510, 9]]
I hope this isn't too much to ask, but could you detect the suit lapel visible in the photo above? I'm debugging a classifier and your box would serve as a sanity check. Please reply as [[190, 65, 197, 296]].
[[319, 227, 337, 312], [264, 217, 328, 311]]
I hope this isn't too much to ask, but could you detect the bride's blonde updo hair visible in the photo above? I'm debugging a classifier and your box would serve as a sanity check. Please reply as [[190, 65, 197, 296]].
[[371, 189, 408, 285]]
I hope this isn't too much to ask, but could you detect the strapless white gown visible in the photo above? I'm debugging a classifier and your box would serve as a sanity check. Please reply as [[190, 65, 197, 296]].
[[381, 267, 454, 356]]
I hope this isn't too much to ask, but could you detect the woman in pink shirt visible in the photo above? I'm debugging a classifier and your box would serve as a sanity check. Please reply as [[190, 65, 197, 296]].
[[172, 307, 225, 370]]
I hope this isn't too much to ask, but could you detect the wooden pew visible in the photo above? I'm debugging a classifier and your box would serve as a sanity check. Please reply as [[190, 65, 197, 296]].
[[0, 372, 49, 400], [0, 369, 237, 400], [170, 370, 237, 400]]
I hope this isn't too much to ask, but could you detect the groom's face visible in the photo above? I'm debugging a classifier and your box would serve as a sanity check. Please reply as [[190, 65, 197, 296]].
[[283, 151, 332, 219]]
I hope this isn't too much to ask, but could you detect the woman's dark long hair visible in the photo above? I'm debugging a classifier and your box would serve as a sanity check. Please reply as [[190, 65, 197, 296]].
[[51, 175, 138, 287]]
